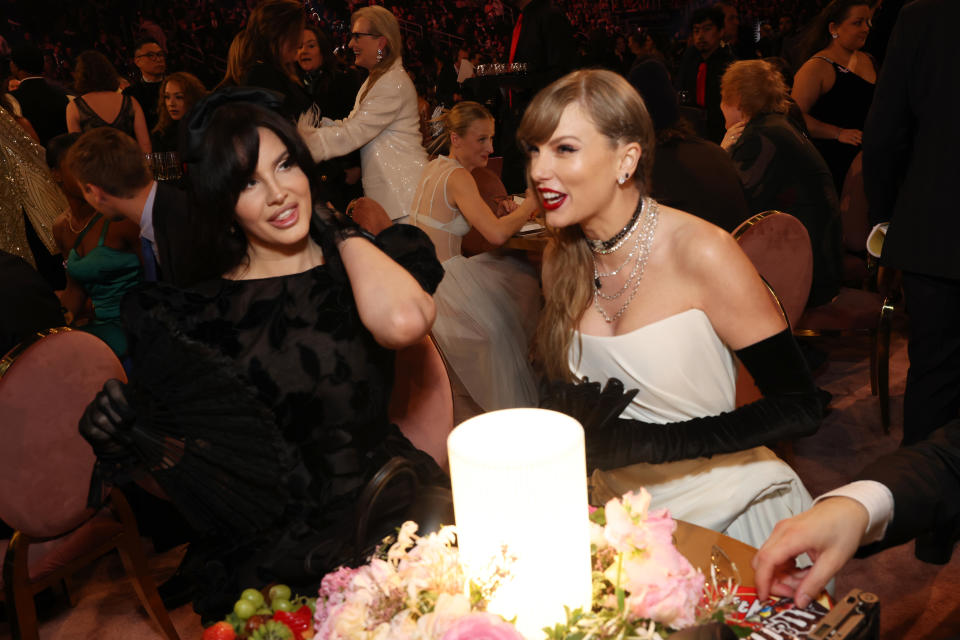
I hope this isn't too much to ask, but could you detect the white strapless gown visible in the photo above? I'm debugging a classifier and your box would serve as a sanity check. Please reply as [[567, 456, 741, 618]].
[[571, 308, 812, 548]]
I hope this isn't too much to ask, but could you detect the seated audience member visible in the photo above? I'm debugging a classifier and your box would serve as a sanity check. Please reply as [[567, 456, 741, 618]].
[[629, 58, 750, 232], [754, 418, 960, 609], [123, 38, 167, 131], [299, 6, 428, 222], [66, 127, 188, 285], [0, 249, 64, 355], [78, 91, 449, 622], [522, 70, 821, 548], [9, 42, 69, 146], [411, 101, 541, 413], [46, 132, 142, 358], [151, 72, 207, 152], [66, 50, 152, 153], [675, 6, 735, 143], [720, 59, 842, 307]]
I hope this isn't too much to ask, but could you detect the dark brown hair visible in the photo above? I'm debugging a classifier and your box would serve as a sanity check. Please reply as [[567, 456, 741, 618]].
[[66, 127, 152, 198], [73, 50, 121, 93], [154, 72, 208, 137]]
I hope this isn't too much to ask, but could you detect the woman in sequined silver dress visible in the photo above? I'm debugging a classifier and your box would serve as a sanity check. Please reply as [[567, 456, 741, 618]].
[[298, 6, 427, 223]]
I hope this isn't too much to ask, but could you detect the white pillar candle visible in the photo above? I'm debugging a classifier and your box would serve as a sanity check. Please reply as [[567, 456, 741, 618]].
[[447, 408, 592, 640]]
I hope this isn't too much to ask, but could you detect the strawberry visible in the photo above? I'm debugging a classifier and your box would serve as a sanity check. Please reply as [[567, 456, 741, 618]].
[[202, 621, 237, 640], [272, 605, 312, 640]]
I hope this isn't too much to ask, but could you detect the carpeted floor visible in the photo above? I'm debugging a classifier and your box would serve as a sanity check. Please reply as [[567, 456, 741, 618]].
[[2, 331, 958, 639]]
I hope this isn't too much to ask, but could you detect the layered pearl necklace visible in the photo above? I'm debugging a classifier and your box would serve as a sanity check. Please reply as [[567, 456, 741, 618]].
[[590, 196, 659, 324]]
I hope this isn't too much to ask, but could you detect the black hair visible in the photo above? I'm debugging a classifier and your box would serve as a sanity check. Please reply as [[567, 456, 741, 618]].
[[689, 7, 726, 31], [45, 132, 82, 169], [10, 43, 44, 75], [181, 101, 319, 284], [800, 0, 872, 60], [133, 37, 162, 54]]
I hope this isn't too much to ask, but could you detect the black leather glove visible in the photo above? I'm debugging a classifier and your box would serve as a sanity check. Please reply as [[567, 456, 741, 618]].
[[543, 329, 824, 472], [78, 378, 136, 462]]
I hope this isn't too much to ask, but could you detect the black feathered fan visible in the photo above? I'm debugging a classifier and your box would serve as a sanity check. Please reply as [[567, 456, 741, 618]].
[[121, 312, 292, 536]]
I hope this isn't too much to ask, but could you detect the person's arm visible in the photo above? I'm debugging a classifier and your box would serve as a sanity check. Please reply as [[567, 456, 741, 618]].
[[65, 100, 81, 133], [544, 225, 822, 468], [791, 59, 861, 145], [57, 276, 88, 324], [448, 168, 536, 245], [753, 419, 960, 606], [298, 71, 405, 162], [337, 233, 437, 350], [130, 98, 152, 153]]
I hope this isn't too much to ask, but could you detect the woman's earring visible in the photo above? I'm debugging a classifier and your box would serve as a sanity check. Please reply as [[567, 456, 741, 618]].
[[618, 173, 629, 185], [229, 223, 238, 235], [831, 32, 838, 39], [377, 48, 383, 62]]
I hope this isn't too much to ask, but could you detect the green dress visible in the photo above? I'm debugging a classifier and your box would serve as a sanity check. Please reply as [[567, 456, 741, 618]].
[[66, 213, 142, 357]]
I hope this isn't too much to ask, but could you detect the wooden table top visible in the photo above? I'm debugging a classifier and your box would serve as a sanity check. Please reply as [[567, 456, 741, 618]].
[[674, 520, 757, 587]]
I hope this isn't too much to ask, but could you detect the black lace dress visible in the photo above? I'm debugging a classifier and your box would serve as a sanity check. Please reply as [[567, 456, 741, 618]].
[[121, 220, 446, 619]]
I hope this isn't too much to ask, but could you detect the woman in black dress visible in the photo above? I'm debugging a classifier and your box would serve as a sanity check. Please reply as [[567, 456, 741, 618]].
[[791, 0, 876, 192], [79, 91, 448, 620]]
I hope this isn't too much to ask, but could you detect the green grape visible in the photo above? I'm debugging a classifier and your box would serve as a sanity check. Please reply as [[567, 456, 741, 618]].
[[268, 584, 292, 602], [271, 598, 293, 612], [234, 598, 256, 620], [242, 588, 266, 609]]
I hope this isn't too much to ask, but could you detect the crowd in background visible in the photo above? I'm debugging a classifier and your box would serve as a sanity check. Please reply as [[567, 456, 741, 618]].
[[2, 0, 847, 109]]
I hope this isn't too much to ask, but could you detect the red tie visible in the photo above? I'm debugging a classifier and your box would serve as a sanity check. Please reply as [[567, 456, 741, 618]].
[[695, 61, 707, 108], [508, 14, 523, 108], [509, 13, 523, 64]]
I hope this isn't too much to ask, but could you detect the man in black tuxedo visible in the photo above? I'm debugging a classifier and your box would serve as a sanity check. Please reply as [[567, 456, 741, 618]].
[[496, 0, 575, 193], [753, 418, 960, 608], [9, 43, 70, 147], [123, 38, 166, 131], [66, 127, 188, 287], [862, 0, 960, 446]]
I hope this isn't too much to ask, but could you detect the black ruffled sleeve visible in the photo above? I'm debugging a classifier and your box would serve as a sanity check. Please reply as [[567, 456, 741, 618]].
[[374, 224, 445, 295]]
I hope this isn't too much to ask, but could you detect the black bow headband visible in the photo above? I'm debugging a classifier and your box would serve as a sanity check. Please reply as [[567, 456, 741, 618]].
[[181, 86, 285, 164]]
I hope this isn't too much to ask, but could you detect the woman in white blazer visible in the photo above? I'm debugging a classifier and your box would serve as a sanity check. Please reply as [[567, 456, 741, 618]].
[[299, 6, 427, 222]]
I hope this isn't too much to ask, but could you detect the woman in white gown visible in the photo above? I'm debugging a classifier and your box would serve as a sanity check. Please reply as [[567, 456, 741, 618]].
[[520, 70, 823, 549], [411, 101, 541, 412], [298, 6, 425, 222]]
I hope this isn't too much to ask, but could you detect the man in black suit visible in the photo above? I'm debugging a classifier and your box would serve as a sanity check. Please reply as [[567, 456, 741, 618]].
[[675, 6, 735, 143], [123, 38, 166, 131], [862, 0, 960, 446], [66, 127, 188, 287], [752, 418, 960, 608], [9, 43, 70, 147], [0, 249, 64, 356], [496, 0, 575, 193]]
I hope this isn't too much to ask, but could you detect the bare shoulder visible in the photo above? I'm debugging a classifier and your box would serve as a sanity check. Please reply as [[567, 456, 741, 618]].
[[661, 206, 743, 274]]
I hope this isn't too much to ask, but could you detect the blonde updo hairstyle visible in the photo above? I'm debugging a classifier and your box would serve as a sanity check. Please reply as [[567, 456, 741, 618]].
[[517, 69, 656, 381], [720, 59, 790, 121], [428, 100, 493, 155], [353, 6, 403, 103]]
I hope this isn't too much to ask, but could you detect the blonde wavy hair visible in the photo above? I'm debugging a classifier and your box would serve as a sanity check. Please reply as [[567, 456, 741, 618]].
[[353, 6, 403, 103], [427, 101, 493, 155], [517, 69, 656, 381], [720, 60, 790, 120]]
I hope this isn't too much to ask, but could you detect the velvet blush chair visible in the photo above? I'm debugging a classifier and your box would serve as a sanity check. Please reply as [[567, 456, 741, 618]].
[[0, 328, 180, 640]]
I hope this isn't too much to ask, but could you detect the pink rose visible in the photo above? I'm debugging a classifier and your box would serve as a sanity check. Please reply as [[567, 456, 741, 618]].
[[441, 612, 524, 640]]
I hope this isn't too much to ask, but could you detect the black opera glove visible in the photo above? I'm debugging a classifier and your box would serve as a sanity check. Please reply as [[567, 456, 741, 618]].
[[545, 329, 824, 472], [78, 378, 136, 463]]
